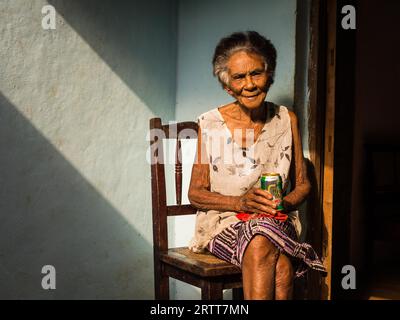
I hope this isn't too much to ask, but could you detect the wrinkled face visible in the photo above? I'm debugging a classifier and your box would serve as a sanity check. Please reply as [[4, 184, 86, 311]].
[[225, 51, 269, 110]]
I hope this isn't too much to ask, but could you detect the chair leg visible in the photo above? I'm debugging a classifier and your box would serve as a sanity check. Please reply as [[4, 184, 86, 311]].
[[201, 281, 223, 300], [232, 287, 243, 300], [155, 262, 169, 300]]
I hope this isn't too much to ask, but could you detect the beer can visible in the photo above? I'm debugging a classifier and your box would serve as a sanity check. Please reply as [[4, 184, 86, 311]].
[[260, 173, 284, 211]]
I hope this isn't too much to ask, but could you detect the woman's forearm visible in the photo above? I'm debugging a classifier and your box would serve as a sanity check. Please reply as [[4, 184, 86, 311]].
[[282, 182, 311, 211], [188, 189, 241, 212]]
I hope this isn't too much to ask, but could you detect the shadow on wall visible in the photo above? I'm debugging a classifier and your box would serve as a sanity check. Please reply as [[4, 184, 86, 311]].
[[47, 0, 178, 121], [0, 92, 152, 299]]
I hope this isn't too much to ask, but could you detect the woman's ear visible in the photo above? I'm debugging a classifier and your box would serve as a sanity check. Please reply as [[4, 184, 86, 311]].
[[224, 86, 234, 96]]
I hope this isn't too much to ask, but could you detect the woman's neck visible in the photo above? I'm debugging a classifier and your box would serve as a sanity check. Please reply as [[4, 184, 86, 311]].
[[235, 101, 267, 123]]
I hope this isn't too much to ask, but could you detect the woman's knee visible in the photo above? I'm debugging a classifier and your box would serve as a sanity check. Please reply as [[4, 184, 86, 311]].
[[245, 235, 280, 263]]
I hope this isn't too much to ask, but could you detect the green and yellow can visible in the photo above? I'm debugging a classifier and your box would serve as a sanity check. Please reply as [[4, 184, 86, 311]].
[[260, 173, 284, 211]]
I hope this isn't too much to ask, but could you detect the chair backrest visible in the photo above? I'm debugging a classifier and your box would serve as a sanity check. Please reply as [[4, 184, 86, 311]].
[[149, 117, 199, 253]]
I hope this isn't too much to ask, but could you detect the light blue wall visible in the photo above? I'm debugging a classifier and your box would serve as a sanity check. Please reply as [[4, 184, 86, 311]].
[[175, 0, 297, 122], [0, 0, 177, 299], [294, 0, 311, 158], [0, 0, 310, 300], [172, 0, 300, 300]]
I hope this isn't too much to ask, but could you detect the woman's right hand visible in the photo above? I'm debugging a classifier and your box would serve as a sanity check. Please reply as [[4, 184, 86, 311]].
[[235, 187, 278, 215]]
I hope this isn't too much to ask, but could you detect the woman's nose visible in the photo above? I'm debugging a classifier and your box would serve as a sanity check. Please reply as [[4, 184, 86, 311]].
[[244, 75, 256, 89]]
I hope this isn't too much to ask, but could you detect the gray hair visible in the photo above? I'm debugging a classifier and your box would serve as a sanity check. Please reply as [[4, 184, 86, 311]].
[[212, 31, 277, 88]]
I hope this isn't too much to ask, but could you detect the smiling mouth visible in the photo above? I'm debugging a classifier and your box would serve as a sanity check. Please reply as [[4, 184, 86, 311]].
[[244, 94, 259, 99]]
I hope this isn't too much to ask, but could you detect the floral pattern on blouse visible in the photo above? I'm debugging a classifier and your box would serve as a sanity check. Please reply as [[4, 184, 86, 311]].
[[189, 102, 300, 253]]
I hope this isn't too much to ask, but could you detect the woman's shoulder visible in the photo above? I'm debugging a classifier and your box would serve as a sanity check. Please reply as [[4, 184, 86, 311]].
[[268, 102, 289, 114], [271, 105, 298, 137], [277, 105, 296, 121], [198, 102, 234, 118], [277, 105, 297, 117], [197, 106, 226, 129], [275, 104, 297, 125], [197, 109, 217, 121], [265, 102, 292, 121]]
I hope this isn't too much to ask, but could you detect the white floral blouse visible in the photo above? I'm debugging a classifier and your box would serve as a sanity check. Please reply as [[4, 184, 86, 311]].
[[189, 103, 301, 253]]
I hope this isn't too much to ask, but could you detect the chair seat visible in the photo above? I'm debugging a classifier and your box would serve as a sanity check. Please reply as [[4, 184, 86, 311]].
[[160, 247, 241, 277]]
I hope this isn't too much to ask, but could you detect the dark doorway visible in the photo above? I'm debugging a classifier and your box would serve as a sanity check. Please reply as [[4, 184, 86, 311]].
[[353, 0, 400, 300]]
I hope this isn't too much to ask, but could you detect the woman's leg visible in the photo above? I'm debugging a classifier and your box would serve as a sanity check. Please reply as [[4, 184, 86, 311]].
[[275, 253, 294, 300], [242, 235, 280, 300]]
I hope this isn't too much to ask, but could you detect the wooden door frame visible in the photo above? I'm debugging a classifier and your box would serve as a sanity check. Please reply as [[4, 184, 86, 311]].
[[330, 0, 357, 300], [321, 0, 337, 300], [305, 0, 328, 300], [306, 0, 357, 299]]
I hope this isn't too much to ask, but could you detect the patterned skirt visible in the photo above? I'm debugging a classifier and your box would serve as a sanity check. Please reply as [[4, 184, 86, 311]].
[[207, 217, 327, 277]]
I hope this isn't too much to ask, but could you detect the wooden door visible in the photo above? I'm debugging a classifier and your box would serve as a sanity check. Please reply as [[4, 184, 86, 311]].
[[308, 0, 357, 299]]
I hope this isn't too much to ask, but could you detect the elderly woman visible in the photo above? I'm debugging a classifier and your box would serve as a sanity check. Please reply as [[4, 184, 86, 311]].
[[188, 31, 326, 300]]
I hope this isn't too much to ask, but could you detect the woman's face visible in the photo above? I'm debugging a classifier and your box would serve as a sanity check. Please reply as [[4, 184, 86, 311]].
[[224, 51, 269, 110]]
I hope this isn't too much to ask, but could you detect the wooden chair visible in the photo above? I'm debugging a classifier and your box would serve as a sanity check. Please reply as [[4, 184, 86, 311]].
[[149, 118, 243, 300]]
